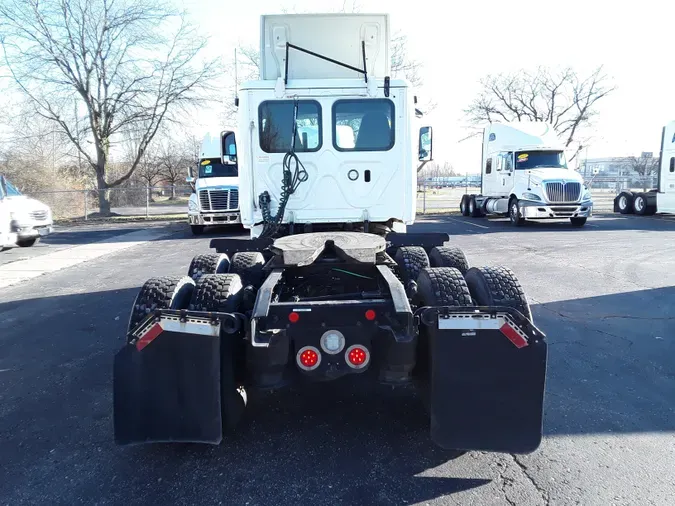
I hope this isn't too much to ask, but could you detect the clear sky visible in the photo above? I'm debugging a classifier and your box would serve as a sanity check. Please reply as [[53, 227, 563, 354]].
[[176, 0, 674, 173]]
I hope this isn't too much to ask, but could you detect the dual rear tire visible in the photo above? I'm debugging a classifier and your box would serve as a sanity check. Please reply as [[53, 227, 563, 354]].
[[126, 272, 247, 433]]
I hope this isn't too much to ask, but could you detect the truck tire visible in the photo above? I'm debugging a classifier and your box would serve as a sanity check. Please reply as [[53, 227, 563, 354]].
[[16, 237, 39, 247], [428, 246, 469, 274], [188, 273, 243, 313], [468, 195, 482, 217], [464, 266, 532, 321], [459, 195, 470, 216], [127, 276, 195, 338], [570, 217, 587, 227], [188, 273, 247, 431], [415, 267, 473, 307], [508, 197, 525, 226], [188, 253, 231, 281], [191, 225, 205, 235], [230, 251, 265, 289], [394, 246, 430, 293], [633, 194, 648, 215], [617, 191, 633, 214]]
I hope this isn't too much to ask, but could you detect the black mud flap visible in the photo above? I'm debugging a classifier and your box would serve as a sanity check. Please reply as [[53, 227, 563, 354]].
[[423, 306, 547, 454], [113, 318, 223, 445]]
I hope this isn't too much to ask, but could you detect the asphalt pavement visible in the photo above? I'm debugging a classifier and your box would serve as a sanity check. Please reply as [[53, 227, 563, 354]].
[[1, 213, 674, 505]]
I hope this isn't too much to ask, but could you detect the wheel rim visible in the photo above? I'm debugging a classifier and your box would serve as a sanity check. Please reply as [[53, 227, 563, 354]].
[[635, 197, 644, 212], [619, 195, 627, 209], [510, 203, 518, 221]]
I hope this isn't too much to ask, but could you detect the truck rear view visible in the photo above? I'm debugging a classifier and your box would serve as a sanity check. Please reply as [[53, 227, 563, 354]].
[[112, 13, 548, 457]]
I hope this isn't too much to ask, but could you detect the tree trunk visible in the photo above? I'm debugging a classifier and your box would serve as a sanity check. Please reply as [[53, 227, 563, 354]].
[[170, 184, 176, 199], [95, 167, 112, 216]]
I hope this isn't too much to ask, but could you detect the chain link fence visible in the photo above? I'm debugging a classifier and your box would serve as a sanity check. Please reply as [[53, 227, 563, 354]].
[[25, 185, 193, 221], [26, 176, 656, 222]]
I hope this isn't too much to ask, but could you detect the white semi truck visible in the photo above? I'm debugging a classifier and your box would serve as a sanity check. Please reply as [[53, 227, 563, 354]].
[[114, 13, 548, 457], [186, 130, 241, 235], [614, 120, 675, 216], [460, 122, 593, 227]]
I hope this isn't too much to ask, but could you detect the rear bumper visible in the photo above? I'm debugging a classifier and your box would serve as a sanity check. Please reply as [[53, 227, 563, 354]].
[[519, 200, 592, 219], [188, 211, 241, 225]]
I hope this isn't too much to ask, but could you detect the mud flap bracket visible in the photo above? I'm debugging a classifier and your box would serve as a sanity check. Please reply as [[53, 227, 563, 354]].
[[421, 306, 547, 454]]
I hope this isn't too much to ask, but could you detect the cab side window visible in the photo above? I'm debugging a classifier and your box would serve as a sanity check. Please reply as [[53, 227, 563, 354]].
[[504, 152, 513, 171], [670, 157, 674, 172], [485, 158, 492, 174]]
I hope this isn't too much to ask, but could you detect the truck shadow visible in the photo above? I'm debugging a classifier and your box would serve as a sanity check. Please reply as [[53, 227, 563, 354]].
[[0, 285, 673, 504]]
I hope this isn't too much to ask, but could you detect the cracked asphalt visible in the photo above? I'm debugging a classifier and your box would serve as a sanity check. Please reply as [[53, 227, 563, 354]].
[[1, 213, 674, 505]]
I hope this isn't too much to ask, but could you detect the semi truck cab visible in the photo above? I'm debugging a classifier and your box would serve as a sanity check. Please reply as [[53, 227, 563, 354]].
[[187, 131, 241, 235], [462, 122, 593, 226]]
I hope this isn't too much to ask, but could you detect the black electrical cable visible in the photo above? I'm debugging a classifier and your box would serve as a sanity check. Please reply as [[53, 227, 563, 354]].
[[258, 100, 308, 238]]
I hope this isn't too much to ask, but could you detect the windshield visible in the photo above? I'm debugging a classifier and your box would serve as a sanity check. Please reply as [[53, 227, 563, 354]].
[[198, 159, 238, 178], [515, 150, 568, 170], [1, 176, 22, 196]]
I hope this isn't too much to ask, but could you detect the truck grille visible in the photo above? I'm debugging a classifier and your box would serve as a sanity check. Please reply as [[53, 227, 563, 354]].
[[198, 189, 239, 211], [30, 210, 48, 221], [545, 182, 581, 203]]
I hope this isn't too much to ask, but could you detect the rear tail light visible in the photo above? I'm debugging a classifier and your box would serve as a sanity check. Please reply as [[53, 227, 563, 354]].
[[345, 345, 370, 369], [296, 346, 321, 371]]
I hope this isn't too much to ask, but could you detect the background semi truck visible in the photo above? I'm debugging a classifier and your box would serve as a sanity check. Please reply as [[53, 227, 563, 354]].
[[460, 122, 593, 226], [113, 12, 548, 456], [187, 130, 241, 235], [614, 120, 675, 216]]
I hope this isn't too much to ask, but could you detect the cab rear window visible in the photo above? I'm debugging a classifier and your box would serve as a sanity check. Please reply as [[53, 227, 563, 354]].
[[332, 99, 394, 151], [259, 100, 321, 153]]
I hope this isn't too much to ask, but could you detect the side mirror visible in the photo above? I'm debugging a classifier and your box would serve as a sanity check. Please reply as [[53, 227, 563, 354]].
[[419, 126, 433, 162], [186, 176, 195, 184]]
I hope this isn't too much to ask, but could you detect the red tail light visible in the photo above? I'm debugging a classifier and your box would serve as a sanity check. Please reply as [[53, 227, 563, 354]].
[[288, 311, 300, 323], [296, 346, 321, 370], [365, 309, 376, 321], [345, 345, 370, 369]]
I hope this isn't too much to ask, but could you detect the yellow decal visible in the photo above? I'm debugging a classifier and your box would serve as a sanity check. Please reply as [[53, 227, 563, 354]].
[[517, 154, 528, 161], [201, 159, 211, 165]]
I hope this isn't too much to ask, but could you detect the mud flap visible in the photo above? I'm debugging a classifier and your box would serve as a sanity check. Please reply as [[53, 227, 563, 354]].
[[425, 307, 547, 454], [113, 317, 223, 445]]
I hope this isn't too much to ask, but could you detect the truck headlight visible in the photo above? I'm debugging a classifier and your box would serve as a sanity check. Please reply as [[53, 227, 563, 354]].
[[522, 192, 542, 201], [10, 211, 29, 223], [582, 190, 592, 201], [188, 200, 199, 212]]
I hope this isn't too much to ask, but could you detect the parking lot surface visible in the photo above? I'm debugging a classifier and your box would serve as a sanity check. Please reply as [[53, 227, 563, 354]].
[[0, 214, 674, 505]]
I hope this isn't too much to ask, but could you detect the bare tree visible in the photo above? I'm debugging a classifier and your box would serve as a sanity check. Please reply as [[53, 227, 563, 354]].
[[625, 153, 660, 191], [0, 0, 220, 214], [465, 66, 615, 160], [158, 138, 194, 199]]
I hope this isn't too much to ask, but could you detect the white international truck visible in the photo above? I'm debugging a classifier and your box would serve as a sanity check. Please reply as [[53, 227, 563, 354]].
[[614, 120, 675, 216], [186, 130, 241, 235], [114, 13, 548, 458], [460, 121, 593, 226], [0, 175, 53, 248]]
